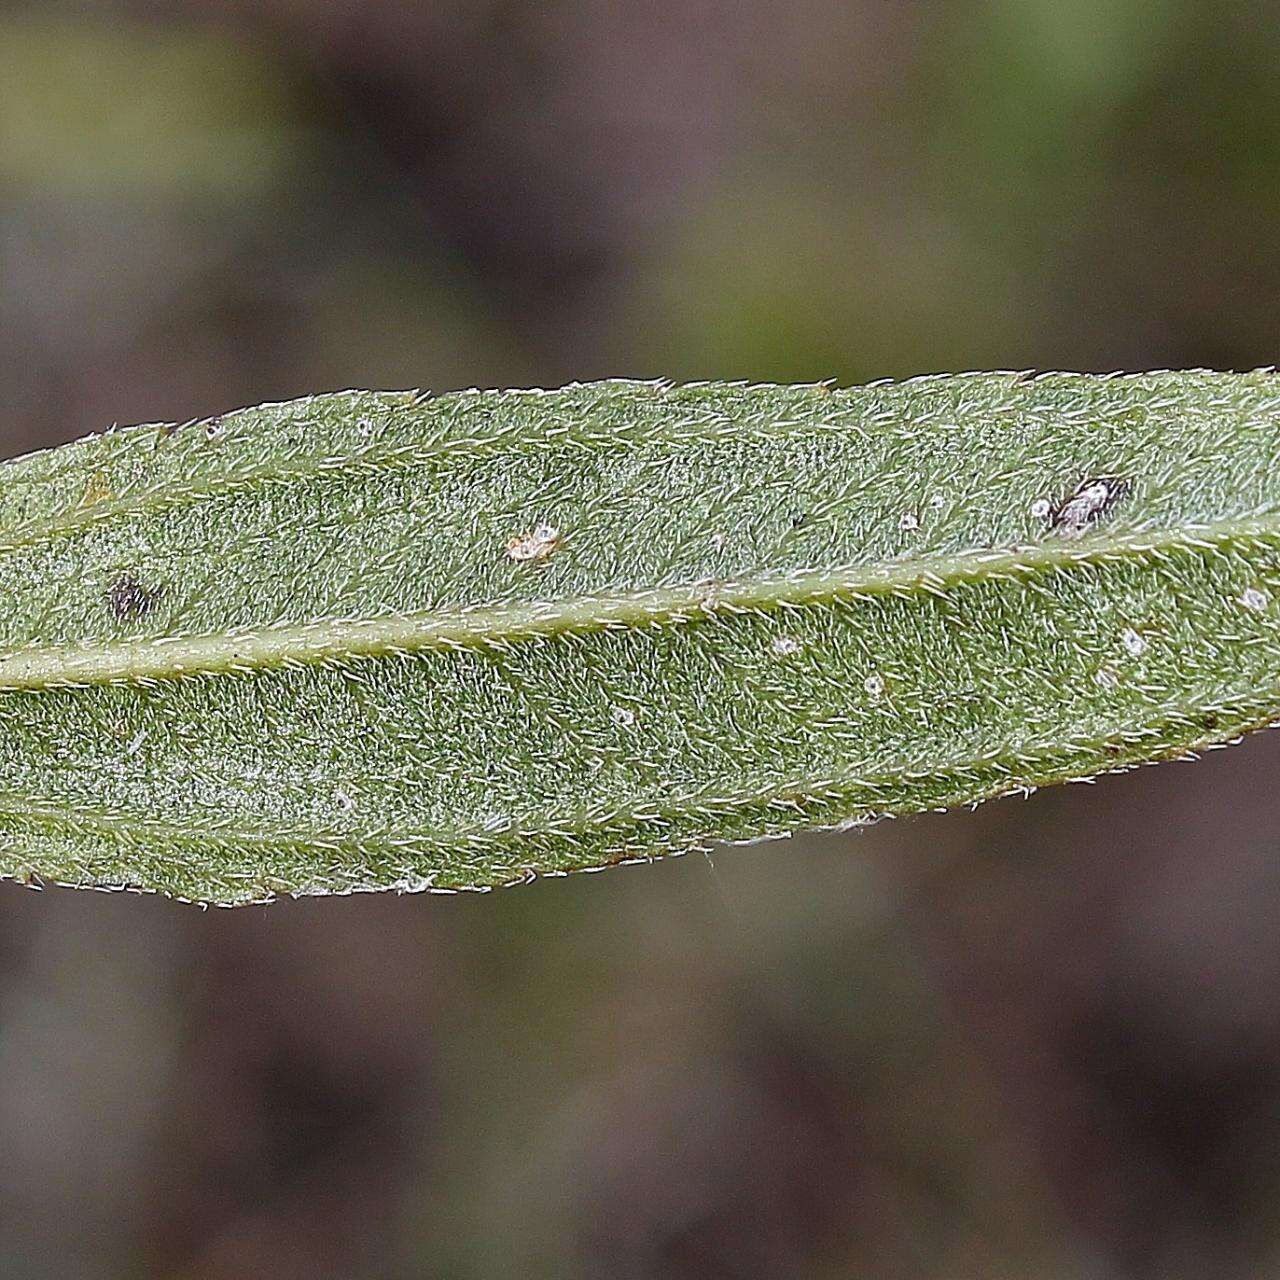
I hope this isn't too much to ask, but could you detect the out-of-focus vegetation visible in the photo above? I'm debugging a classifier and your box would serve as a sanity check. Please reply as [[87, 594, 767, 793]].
[[4, 3, 1280, 1277]]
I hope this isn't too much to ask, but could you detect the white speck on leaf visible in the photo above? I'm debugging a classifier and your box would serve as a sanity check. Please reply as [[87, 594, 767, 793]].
[[400, 873, 441, 894], [899, 511, 920, 532], [1121, 627, 1147, 656], [1030, 497, 1053, 520], [611, 705, 636, 727], [864, 672, 885, 698], [1240, 586, 1269, 612], [771, 635, 802, 657], [1094, 666, 1120, 690]]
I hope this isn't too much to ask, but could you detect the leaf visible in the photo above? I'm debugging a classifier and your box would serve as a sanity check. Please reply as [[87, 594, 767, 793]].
[[0, 372, 1278, 904]]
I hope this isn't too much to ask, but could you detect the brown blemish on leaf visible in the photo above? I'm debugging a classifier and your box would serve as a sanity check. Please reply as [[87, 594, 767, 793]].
[[506, 523, 562, 564], [77, 472, 113, 509], [107, 574, 162, 622]]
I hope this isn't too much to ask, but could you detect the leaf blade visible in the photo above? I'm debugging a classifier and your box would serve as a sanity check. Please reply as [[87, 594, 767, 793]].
[[1, 371, 1278, 903]]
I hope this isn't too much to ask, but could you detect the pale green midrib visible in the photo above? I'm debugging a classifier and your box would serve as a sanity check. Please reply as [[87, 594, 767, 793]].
[[0, 512, 1276, 689], [0, 683, 1271, 877], [0, 385, 842, 554]]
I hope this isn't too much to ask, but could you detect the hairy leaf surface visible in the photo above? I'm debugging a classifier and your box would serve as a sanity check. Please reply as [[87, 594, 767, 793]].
[[1, 372, 1279, 903]]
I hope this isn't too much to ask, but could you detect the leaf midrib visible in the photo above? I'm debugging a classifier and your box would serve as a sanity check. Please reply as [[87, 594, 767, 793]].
[[0, 512, 1274, 689]]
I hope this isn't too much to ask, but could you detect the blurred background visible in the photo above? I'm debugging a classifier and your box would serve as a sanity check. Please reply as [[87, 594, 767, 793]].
[[2, 1, 1280, 1276]]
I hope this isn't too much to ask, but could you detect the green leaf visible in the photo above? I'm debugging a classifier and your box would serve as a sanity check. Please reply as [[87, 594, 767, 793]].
[[1, 372, 1278, 904]]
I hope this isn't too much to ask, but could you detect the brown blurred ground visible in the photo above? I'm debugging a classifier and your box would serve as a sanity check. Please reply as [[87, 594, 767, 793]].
[[3, 2, 1280, 1276]]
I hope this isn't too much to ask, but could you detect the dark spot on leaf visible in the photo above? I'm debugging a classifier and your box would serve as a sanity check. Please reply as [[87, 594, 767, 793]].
[[107, 575, 162, 622], [791, 510, 810, 529], [1202, 713, 1220, 731]]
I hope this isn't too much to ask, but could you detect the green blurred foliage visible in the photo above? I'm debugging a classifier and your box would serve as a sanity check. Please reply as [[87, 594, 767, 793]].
[[0, 16, 305, 198]]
